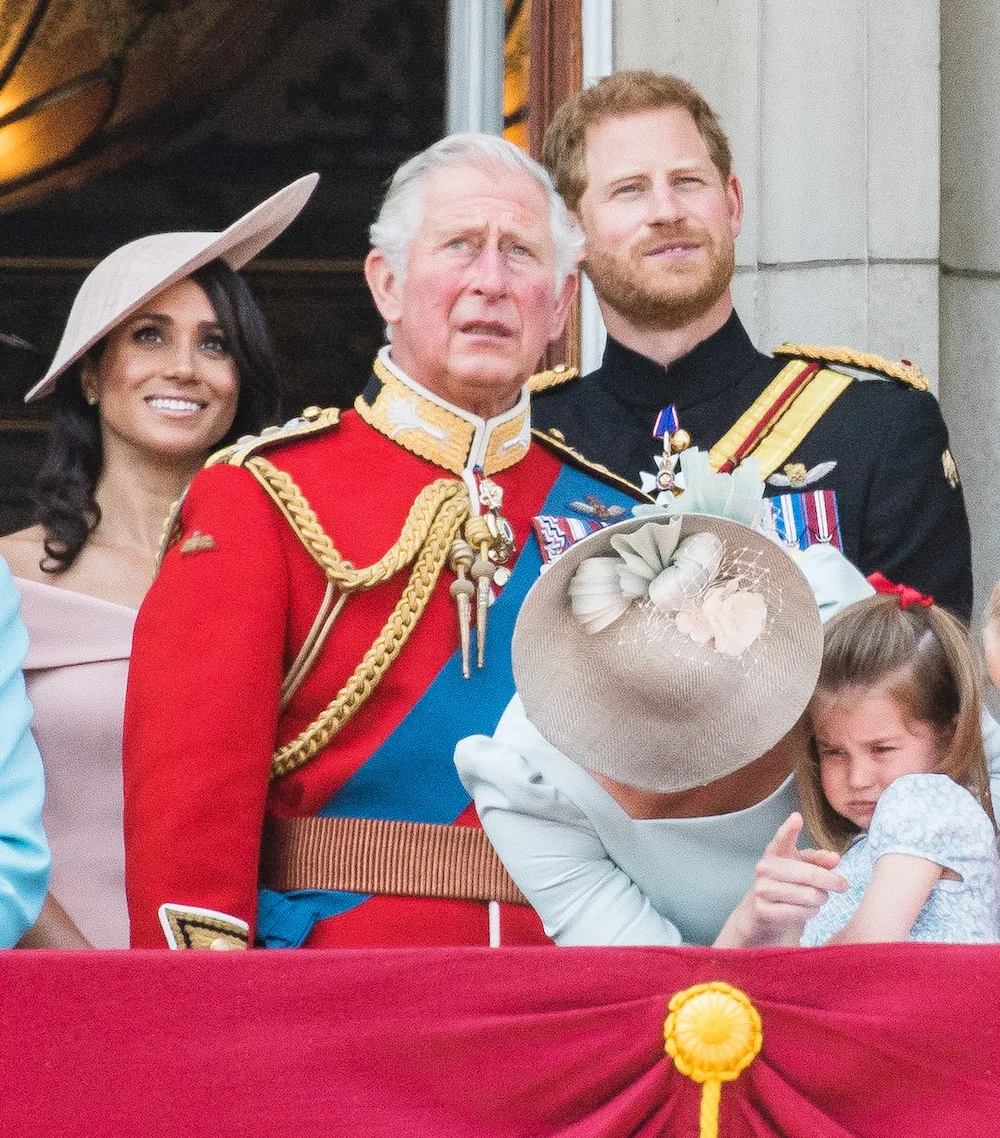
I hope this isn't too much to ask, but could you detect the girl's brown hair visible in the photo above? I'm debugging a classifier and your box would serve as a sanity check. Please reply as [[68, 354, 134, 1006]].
[[797, 594, 995, 851]]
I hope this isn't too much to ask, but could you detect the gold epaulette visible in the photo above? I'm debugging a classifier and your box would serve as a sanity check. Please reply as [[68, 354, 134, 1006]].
[[531, 427, 650, 502], [206, 405, 342, 469], [156, 406, 342, 569], [528, 363, 577, 393], [772, 343, 930, 391]]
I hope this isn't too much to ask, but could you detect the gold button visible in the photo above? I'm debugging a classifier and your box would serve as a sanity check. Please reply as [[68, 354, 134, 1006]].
[[670, 428, 691, 454]]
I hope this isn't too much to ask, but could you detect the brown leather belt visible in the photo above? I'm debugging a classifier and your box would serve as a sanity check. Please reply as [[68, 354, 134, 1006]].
[[261, 815, 529, 906]]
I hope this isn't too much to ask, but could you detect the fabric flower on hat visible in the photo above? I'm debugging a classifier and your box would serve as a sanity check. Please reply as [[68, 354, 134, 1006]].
[[674, 603, 713, 645], [700, 580, 767, 656], [569, 519, 768, 660]]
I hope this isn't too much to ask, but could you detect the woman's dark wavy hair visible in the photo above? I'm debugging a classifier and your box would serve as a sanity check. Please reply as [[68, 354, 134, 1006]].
[[34, 258, 282, 573]]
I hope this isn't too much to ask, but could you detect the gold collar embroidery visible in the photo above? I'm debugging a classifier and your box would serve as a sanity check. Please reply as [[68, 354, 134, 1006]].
[[354, 353, 532, 477]]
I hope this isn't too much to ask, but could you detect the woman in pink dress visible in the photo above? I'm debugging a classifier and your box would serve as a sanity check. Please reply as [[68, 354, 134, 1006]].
[[0, 175, 317, 946]]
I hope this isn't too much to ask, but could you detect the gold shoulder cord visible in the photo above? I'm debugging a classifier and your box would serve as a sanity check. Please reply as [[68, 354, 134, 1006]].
[[242, 457, 472, 780], [772, 343, 930, 391]]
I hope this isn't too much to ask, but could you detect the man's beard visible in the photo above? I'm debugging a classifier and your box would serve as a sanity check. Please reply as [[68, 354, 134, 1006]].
[[584, 227, 735, 331]]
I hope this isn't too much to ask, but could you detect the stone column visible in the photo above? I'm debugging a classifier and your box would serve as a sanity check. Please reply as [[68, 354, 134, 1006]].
[[446, 0, 504, 135], [613, 0, 940, 374], [941, 1, 1000, 622]]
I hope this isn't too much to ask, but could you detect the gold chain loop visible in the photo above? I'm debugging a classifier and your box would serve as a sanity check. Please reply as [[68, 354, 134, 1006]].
[[246, 457, 470, 590], [240, 457, 472, 779]]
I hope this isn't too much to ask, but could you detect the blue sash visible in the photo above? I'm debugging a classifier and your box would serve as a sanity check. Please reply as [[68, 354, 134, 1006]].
[[258, 463, 638, 946]]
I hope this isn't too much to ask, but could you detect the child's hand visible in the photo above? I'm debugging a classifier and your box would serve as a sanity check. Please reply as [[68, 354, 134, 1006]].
[[751, 812, 847, 941], [715, 812, 847, 947], [764, 811, 842, 873]]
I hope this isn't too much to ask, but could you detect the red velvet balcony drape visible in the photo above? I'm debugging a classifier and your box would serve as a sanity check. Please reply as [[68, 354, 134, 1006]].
[[3, 943, 997, 1137]]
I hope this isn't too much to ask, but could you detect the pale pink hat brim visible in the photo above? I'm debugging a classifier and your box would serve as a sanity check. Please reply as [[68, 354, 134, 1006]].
[[25, 173, 319, 402]]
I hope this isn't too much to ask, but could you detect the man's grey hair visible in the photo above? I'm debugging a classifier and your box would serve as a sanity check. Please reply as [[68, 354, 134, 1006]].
[[370, 132, 583, 291]]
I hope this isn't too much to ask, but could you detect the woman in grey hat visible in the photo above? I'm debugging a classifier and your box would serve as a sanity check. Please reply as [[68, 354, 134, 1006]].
[[456, 510, 847, 947], [0, 174, 317, 947]]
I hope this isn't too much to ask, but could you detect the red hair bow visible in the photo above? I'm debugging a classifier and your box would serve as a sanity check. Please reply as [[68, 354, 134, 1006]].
[[867, 571, 933, 610]]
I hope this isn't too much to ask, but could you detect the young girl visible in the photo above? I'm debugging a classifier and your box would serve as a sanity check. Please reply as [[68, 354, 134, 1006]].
[[792, 591, 1000, 945]]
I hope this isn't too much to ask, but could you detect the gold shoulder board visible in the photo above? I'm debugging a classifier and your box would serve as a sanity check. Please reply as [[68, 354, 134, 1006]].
[[772, 343, 929, 391], [528, 363, 578, 393], [156, 407, 341, 570], [206, 405, 342, 469]]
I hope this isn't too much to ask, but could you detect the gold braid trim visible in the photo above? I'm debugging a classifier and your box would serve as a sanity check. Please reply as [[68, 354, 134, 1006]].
[[771, 343, 930, 390], [269, 494, 469, 779], [239, 457, 472, 780], [245, 456, 469, 591]]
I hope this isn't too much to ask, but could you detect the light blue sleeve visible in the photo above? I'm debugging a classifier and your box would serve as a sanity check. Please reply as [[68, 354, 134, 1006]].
[[0, 560, 50, 945], [788, 543, 875, 623], [867, 773, 993, 880], [455, 696, 683, 946]]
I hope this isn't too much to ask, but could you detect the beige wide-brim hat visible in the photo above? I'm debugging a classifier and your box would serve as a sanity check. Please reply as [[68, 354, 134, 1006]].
[[513, 513, 823, 793], [25, 172, 320, 402]]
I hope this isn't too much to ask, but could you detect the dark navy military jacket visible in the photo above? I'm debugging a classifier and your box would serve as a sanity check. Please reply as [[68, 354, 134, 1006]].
[[533, 313, 973, 622]]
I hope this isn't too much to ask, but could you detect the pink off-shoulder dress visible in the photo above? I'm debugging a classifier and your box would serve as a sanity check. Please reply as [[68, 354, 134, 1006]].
[[18, 577, 136, 947]]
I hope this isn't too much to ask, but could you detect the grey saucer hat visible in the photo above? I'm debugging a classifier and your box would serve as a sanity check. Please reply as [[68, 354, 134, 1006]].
[[512, 512, 823, 793], [25, 172, 320, 402]]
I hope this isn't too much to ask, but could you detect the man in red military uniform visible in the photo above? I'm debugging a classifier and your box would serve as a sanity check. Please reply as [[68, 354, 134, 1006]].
[[123, 134, 643, 948]]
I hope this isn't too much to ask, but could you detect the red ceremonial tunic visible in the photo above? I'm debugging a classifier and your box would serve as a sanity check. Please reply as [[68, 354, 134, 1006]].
[[124, 359, 579, 947]]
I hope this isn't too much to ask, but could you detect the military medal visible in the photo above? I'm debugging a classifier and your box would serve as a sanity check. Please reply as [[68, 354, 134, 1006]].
[[641, 404, 690, 500], [765, 489, 843, 552]]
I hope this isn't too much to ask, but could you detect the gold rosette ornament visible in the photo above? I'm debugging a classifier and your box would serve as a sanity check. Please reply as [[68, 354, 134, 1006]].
[[664, 982, 763, 1138]]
